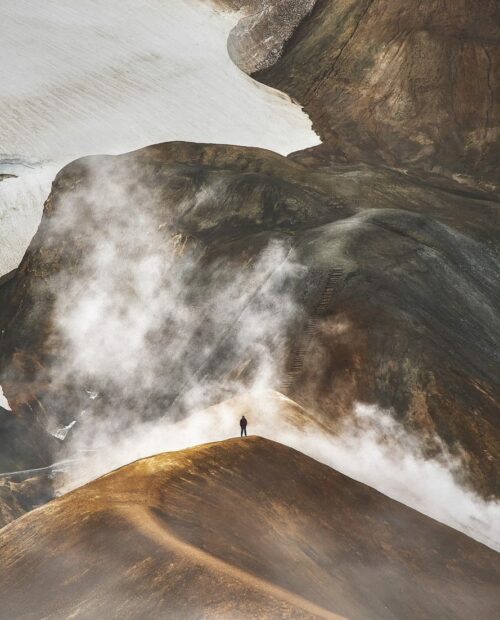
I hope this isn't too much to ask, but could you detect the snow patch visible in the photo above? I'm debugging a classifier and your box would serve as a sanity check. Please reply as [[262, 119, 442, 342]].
[[51, 420, 77, 441], [0, 163, 59, 275], [0, 385, 12, 411]]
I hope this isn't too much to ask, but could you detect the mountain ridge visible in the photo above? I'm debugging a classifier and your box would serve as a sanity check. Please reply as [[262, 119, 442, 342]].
[[0, 437, 498, 619]]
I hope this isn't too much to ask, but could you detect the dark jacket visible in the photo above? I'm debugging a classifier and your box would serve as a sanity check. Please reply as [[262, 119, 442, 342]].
[[240, 416, 247, 428]]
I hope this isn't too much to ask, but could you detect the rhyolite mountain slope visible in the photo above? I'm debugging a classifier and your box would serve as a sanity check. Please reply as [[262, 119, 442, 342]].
[[0, 142, 498, 497], [256, 0, 500, 186], [0, 438, 498, 620]]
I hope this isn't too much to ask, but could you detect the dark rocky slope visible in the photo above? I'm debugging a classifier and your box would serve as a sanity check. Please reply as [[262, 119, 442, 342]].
[[0, 437, 498, 619], [0, 406, 57, 528], [256, 0, 500, 185], [0, 142, 498, 496], [0, 474, 54, 529], [0, 406, 59, 473], [291, 209, 500, 494]]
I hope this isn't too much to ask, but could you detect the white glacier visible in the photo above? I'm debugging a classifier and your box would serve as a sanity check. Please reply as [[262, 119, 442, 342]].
[[0, 0, 319, 276]]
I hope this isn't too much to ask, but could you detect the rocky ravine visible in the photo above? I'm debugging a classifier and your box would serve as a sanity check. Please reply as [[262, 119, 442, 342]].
[[0, 437, 498, 619], [0, 142, 498, 498]]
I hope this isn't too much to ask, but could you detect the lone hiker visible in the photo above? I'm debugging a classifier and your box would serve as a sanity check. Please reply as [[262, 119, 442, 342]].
[[240, 415, 248, 437]]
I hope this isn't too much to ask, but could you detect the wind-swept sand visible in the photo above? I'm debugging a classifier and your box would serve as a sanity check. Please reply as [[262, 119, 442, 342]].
[[0, 437, 498, 619]]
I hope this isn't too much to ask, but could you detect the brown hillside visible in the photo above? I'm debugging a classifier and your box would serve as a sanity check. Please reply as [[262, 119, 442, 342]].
[[258, 0, 500, 184], [0, 437, 498, 619]]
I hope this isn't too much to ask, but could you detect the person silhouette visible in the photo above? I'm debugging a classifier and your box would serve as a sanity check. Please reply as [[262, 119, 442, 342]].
[[240, 415, 248, 437]]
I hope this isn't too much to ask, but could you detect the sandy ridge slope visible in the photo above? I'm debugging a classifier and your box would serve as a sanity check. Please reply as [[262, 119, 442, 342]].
[[0, 437, 498, 619], [124, 505, 343, 619]]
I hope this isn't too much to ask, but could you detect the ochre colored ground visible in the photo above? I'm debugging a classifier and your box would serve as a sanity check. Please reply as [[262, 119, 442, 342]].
[[0, 437, 498, 619]]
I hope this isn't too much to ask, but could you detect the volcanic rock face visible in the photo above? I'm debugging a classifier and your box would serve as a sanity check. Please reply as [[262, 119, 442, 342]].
[[257, 0, 500, 184], [0, 437, 498, 619], [0, 143, 346, 427], [0, 142, 499, 497], [215, 0, 317, 74], [0, 405, 57, 526]]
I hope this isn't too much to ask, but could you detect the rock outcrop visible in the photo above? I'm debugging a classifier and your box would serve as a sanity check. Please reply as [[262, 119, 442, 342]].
[[0, 437, 498, 619], [214, 0, 317, 74], [0, 174, 16, 183]]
